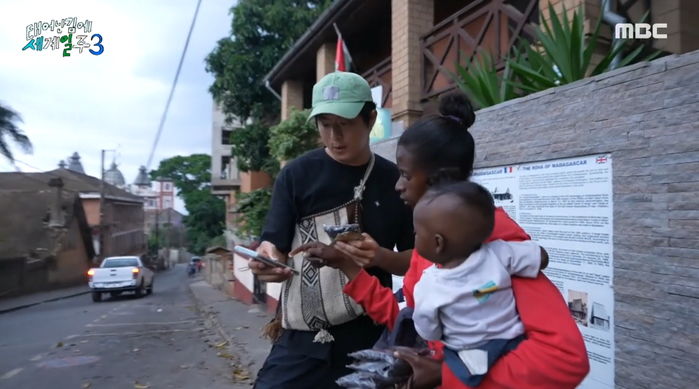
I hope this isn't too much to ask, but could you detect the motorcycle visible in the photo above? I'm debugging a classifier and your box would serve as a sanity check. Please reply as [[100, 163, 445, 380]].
[[187, 263, 196, 277]]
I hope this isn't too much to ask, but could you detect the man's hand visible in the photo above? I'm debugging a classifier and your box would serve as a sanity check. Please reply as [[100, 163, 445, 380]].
[[289, 241, 363, 280], [249, 241, 293, 282], [334, 233, 379, 268]]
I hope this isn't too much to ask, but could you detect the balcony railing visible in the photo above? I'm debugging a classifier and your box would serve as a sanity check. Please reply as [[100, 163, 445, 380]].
[[421, 0, 539, 101], [362, 57, 392, 108]]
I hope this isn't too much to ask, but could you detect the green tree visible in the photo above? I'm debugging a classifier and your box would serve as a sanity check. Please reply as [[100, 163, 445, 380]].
[[230, 121, 278, 174], [148, 154, 211, 193], [268, 108, 319, 162], [234, 188, 272, 239], [205, 0, 332, 123], [0, 104, 32, 163], [182, 190, 226, 254], [150, 155, 225, 255]]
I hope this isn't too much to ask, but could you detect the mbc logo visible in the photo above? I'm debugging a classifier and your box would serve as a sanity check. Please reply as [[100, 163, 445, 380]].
[[614, 23, 668, 39]]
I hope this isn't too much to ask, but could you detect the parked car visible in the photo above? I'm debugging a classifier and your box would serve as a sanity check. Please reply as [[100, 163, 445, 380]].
[[88, 256, 154, 302]]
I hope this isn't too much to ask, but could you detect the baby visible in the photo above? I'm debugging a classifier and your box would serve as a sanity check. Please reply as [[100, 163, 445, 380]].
[[412, 181, 548, 387]]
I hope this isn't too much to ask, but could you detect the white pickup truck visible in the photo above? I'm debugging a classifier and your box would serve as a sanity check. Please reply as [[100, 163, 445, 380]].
[[88, 256, 154, 302]]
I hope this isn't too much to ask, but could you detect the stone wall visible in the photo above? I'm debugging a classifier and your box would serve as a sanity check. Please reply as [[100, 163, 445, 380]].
[[372, 50, 699, 388]]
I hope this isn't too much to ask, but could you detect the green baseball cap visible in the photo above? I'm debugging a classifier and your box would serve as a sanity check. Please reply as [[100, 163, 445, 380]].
[[309, 72, 373, 121]]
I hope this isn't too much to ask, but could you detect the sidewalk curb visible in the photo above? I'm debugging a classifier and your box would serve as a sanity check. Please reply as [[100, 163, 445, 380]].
[[0, 290, 90, 315], [188, 282, 259, 381]]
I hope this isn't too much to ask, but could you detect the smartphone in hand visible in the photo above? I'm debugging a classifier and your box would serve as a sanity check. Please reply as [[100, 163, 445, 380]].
[[233, 245, 299, 275], [324, 224, 364, 243]]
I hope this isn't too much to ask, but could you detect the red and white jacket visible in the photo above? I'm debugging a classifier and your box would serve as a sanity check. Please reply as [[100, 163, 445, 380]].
[[343, 208, 590, 389]]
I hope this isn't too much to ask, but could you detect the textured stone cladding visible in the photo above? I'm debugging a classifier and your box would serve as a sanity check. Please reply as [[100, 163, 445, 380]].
[[372, 49, 699, 388]]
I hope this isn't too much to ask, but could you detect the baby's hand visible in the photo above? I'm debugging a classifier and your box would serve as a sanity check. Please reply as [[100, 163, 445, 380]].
[[540, 247, 549, 270]]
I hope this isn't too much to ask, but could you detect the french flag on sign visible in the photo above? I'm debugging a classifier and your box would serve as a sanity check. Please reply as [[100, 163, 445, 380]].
[[503, 167, 513, 173]]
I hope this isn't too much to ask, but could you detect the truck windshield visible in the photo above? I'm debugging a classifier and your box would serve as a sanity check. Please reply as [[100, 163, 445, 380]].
[[102, 258, 139, 268]]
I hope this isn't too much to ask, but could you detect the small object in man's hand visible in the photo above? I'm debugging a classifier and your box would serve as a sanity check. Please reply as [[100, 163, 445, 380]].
[[324, 224, 364, 243]]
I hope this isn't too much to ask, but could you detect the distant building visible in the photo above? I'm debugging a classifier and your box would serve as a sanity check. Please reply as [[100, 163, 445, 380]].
[[130, 166, 157, 210], [103, 161, 126, 189], [0, 168, 146, 261], [153, 179, 175, 211], [128, 166, 175, 211], [211, 104, 242, 247], [133, 165, 151, 188], [144, 207, 186, 249], [66, 152, 85, 174], [126, 165, 185, 249], [145, 208, 184, 233], [0, 178, 95, 297]]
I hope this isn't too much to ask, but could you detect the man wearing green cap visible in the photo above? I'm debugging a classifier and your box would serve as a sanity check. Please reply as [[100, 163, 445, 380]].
[[250, 71, 414, 388]]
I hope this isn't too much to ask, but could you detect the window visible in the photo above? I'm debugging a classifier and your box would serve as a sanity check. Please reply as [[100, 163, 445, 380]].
[[163, 182, 171, 191], [102, 258, 139, 268], [220, 156, 231, 179], [222, 129, 233, 145]]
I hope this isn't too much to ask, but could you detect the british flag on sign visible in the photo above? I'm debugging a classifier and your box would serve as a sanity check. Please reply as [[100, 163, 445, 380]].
[[596, 156, 608, 164]]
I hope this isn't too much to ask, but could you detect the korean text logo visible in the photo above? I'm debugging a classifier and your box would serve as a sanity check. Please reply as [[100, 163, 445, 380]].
[[23, 18, 104, 56], [614, 23, 668, 40]]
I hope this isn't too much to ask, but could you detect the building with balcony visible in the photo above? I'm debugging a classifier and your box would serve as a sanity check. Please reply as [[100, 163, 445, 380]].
[[211, 103, 243, 248], [264, 0, 698, 142]]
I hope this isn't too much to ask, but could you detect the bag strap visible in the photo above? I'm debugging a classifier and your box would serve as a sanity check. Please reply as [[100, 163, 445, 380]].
[[353, 153, 375, 201], [301, 153, 376, 223]]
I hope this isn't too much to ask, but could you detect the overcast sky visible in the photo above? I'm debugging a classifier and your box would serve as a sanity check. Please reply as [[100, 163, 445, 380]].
[[0, 0, 235, 212]]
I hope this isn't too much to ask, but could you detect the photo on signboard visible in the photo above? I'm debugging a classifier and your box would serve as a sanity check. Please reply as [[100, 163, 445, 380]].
[[568, 289, 589, 327], [590, 302, 611, 331], [491, 186, 514, 204]]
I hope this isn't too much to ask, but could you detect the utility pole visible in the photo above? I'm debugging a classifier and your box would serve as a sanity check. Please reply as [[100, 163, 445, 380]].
[[99, 149, 115, 263], [154, 208, 160, 257], [99, 149, 105, 263], [166, 208, 171, 249]]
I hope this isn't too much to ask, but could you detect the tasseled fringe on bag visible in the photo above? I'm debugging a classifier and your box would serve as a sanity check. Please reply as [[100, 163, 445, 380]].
[[313, 328, 335, 343], [262, 317, 282, 343]]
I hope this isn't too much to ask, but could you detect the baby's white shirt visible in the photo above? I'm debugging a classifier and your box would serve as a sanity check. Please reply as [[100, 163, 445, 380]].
[[413, 240, 541, 350]]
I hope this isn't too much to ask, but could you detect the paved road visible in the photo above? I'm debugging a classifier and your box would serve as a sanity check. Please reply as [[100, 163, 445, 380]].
[[0, 265, 249, 388]]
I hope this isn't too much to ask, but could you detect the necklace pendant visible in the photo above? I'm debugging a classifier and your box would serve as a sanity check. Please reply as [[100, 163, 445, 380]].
[[354, 185, 364, 200]]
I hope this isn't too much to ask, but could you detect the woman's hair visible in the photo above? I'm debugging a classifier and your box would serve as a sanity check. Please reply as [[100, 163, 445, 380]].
[[398, 92, 476, 186]]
